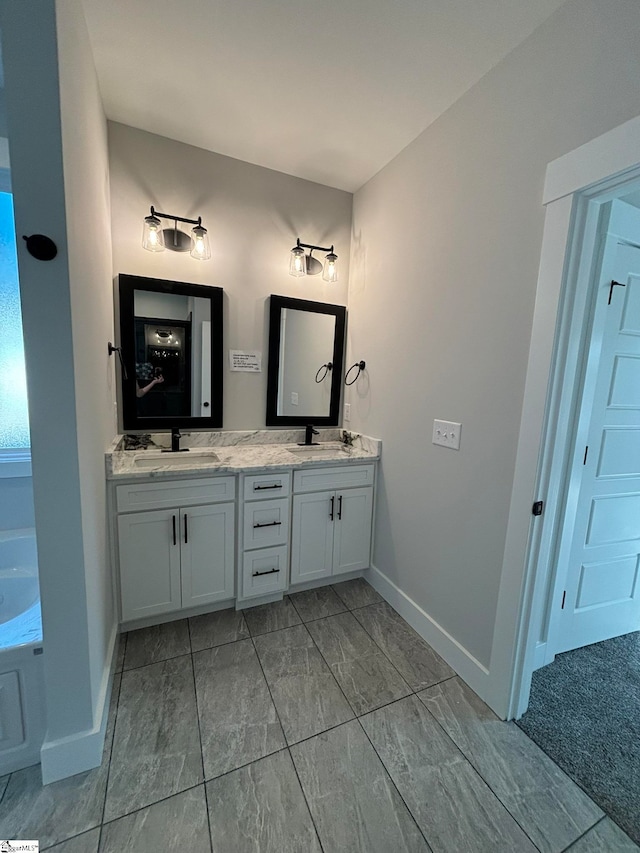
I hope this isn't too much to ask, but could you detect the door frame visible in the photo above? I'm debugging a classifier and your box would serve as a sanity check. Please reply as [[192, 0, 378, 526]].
[[489, 114, 640, 720]]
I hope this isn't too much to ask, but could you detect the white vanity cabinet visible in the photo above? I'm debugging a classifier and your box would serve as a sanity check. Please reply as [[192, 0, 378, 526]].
[[115, 476, 235, 623], [238, 471, 291, 601], [290, 464, 375, 585]]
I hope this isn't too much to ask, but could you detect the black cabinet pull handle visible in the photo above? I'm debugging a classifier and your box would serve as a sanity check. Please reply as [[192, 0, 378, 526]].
[[253, 520, 282, 528], [337, 495, 343, 520], [172, 515, 176, 546], [330, 496, 335, 521], [252, 568, 280, 577], [184, 514, 188, 544], [254, 484, 283, 490]]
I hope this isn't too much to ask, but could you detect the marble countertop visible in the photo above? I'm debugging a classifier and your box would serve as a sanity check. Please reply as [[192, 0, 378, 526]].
[[106, 429, 381, 480]]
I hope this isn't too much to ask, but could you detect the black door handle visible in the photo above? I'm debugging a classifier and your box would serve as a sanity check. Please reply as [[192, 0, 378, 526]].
[[330, 496, 334, 521], [337, 495, 343, 520], [172, 515, 177, 546], [203, 401, 210, 408], [184, 514, 188, 544]]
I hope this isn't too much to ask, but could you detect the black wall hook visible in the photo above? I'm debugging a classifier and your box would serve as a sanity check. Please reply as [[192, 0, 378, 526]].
[[22, 234, 58, 261], [345, 360, 366, 386], [108, 341, 128, 380]]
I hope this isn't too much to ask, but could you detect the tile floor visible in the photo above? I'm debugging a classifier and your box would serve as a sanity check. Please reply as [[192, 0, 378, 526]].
[[0, 578, 637, 852]]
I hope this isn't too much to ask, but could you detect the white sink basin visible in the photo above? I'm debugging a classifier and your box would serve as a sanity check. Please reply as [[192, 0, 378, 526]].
[[287, 445, 350, 459], [133, 449, 220, 469]]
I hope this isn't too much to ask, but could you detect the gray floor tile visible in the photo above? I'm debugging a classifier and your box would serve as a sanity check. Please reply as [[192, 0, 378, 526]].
[[0, 675, 120, 849], [243, 597, 301, 636], [105, 655, 202, 822], [0, 762, 108, 849], [353, 601, 455, 690], [46, 827, 100, 853], [0, 773, 10, 802], [307, 612, 411, 714], [361, 695, 537, 853], [207, 750, 322, 853], [122, 619, 190, 669], [289, 586, 347, 622], [100, 786, 211, 853], [194, 639, 285, 779], [420, 677, 603, 853], [114, 634, 125, 673], [565, 818, 640, 851], [331, 577, 382, 609], [189, 607, 249, 652], [254, 624, 353, 743], [290, 720, 428, 853]]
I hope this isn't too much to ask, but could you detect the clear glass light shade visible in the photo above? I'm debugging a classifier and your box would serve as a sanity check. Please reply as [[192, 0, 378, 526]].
[[190, 224, 211, 260], [322, 252, 338, 283], [289, 246, 306, 277], [142, 215, 165, 252]]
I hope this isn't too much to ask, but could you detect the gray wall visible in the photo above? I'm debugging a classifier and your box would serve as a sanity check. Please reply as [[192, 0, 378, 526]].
[[347, 0, 640, 667], [108, 122, 353, 430], [0, 0, 116, 775]]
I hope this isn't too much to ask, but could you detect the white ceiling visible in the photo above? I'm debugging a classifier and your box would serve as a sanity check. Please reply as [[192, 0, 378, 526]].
[[82, 0, 567, 192]]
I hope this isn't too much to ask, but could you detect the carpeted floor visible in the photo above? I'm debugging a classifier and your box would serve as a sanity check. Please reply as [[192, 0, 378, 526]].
[[516, 630, 640, 845]]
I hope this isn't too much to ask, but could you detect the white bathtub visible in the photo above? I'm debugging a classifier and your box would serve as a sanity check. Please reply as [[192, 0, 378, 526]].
[[0, 528, 45, 774]]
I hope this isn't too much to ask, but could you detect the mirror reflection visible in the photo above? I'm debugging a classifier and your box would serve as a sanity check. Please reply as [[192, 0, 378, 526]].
[[133, 290, 211, 418], [277, 308, 336, 418], [266, 295, 346, 427], [118, 274, 223, 430]]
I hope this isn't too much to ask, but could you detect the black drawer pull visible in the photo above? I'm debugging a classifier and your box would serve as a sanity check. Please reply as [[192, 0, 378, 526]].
[[253, 520, 282, 528], [252, 568, 280, 577], [254, 484, 283, 490]]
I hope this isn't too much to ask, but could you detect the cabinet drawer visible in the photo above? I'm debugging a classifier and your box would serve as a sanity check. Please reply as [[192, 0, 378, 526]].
[[243, 471, 291, 501], [243, 498, 290, 550], [116, 476, 236, 513], [293, 464, 375, 494], [242, 546, 288, 598]]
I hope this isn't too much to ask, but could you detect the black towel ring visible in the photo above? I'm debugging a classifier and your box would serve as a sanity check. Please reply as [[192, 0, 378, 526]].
[[345, 360, 366, 386], [315, 362, 333, 383]]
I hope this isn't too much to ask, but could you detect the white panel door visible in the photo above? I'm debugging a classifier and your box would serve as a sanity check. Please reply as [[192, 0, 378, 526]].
[[557, 239, 640, 652], [332, 488, 374, 576], [118, 509, 181, 621], [290, 491, 334, 584], [180, 502, 235, 608]]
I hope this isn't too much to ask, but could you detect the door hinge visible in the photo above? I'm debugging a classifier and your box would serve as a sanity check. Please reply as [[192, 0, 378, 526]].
[[561, 590, 566, 609], [583, 446, 588, 465], [532, 500, 544, 516]]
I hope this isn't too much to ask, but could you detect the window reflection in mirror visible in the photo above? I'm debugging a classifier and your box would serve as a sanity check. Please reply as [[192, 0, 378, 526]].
[[267, 295, 346, 427], [118, 275, 223, 430]]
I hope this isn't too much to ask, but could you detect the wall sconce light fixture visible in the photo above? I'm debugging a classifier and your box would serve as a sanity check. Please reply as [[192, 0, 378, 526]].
[[289, 238, 338, 282], [142, 206, 211, 260]]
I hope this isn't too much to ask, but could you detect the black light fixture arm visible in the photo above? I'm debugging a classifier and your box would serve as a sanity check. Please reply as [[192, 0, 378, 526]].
[[295, 237, 335, 254], [149, 206, 202, 227]]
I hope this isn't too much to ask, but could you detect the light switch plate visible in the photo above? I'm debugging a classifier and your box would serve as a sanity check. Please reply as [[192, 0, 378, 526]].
[[433, 419, 462, 450], [344, 402, 351, 422]]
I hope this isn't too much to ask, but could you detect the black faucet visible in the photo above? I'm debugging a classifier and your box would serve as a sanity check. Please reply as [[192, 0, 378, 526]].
[[301, 424, 320, 446], [162, 428, 189, 453]]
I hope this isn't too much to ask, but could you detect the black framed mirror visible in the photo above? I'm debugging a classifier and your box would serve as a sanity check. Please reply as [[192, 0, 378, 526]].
[[266, 295, 346, 426], [118, 274, 223, 430]]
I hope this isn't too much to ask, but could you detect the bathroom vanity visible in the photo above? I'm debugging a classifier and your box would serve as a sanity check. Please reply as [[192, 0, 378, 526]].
[[106, 431, 380, 629]]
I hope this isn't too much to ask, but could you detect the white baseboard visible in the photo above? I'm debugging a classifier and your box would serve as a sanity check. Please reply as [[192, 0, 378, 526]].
[[40, 621, 118, 784], [532, 641, 547, 672], [367, 565, 492, 704]]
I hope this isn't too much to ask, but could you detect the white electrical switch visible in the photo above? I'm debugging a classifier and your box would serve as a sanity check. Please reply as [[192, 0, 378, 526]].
[[290, 392, 298, 406], [433, 419, 462, 450], [344, 402, 351, 422]]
